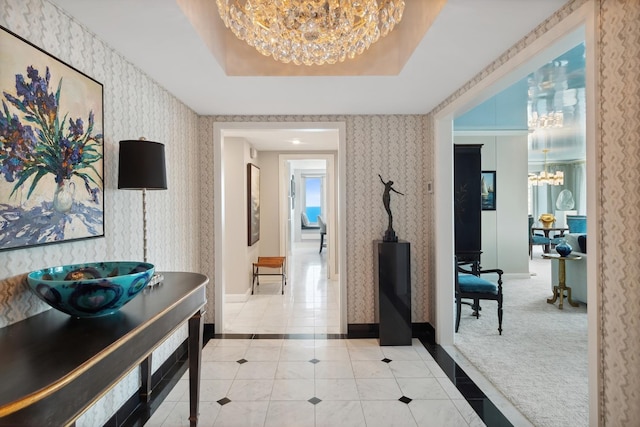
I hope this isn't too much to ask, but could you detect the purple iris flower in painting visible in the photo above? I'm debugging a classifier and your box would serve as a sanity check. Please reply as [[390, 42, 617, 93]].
[[0, 65, 102, 202], [0, 107, 38, 182]]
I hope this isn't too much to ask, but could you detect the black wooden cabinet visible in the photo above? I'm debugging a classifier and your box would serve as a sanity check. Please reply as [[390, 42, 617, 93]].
[[454, 144, 482, 265]]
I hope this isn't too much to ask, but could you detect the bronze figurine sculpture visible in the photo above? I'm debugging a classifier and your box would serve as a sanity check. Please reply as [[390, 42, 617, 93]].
[[379, 174, 404, 242]]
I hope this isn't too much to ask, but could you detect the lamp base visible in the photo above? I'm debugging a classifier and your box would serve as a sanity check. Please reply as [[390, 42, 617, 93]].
[[148, 273, 164, 287]]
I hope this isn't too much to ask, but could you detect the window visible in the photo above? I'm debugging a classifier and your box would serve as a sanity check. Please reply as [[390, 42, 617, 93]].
[[304, 176, 322, 225]]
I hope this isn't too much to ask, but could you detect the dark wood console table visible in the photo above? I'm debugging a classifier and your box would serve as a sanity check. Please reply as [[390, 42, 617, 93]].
[[0, 272, 208, 427]]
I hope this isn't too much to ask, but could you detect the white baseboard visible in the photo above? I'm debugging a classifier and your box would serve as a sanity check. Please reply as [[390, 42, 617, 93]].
[[503, 273, 531, 280], [225, 289, 251, 303]]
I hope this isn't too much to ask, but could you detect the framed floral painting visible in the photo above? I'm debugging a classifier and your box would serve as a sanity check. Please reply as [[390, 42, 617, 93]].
[[0, 26, 104, 251]]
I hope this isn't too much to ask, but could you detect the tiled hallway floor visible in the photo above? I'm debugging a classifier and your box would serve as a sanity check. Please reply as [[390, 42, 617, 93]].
[[144, 338, 487, 427], [223, 241, 340, 335]]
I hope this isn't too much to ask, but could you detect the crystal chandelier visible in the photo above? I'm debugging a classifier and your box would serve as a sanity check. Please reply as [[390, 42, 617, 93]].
[[215, 0, 406, 66], [528, 149, 564, 186]]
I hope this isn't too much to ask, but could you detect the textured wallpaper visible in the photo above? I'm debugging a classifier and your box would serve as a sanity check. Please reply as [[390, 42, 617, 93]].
[[199, 115, 431, 325], [0, 0, 200, 325], [599, 0, 640, 424], [0, 0, 200, 424]]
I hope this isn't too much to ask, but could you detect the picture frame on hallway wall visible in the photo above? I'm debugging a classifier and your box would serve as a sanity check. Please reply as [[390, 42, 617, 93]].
[[481, 171, 496, 211], [247, 163, 260, 246], [0, 25, 105, 252]]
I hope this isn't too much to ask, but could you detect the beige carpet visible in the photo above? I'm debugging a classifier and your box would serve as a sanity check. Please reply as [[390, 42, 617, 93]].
[[454, 250, 588, 427]]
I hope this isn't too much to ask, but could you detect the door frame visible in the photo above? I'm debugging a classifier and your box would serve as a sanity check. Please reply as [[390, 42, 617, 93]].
[[433, 1, 599, 424], [214, 121, 347, 334]]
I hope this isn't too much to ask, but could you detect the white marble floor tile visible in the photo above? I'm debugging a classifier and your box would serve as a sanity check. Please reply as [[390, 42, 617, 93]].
[[388, 360, 433, 378], [198, 380, 234, 403], [315, 378, 360, 401], [164, 380, 188, 402], [408, 399, 470, 427], [270, 378, 315, 400], [315, 400, 366, 427], [347, 346, 385, 361], [314, 360, 354, 379], [314, 346, 350, 361], [206, 346, 248, 362], [201, 361, 240, 380], [213, 401, 269, 427], [381, 346, 422, 361], [436, 376, 465, 400], [244, 348, 282, 362], [453, 399, 487, 426], [360, 400, 418, 427], [352, 360, 394, 379], [396, 378, 450, 400], [226, 379, 274, 401], [236, 361, 278, 380], [264, 401, 315, 427], [275, 361, 315, 379], [160, 401, 219, 427], [279, 345, 315, 361], [355, 378, 403, 400]]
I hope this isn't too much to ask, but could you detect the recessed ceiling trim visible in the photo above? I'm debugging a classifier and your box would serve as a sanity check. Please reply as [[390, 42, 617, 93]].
[[176, 0, 447, 76]]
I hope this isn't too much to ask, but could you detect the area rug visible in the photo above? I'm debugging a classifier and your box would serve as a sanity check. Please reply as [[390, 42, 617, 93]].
[[454, 254, 588, 427]]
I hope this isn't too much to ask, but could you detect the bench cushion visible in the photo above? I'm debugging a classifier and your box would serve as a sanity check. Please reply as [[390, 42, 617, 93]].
[[458, 273, 498, 294]]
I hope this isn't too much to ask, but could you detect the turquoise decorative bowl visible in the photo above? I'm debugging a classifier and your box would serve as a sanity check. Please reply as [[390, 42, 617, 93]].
[[27, 261, 154, 318]]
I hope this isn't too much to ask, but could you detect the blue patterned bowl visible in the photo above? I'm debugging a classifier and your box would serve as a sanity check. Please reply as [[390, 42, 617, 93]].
[[27, 261, 154, 318]]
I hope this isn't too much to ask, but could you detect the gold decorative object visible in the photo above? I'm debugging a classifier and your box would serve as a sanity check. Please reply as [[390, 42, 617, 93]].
[[539, 213, 556, 228], [215, 0, 405, 66]]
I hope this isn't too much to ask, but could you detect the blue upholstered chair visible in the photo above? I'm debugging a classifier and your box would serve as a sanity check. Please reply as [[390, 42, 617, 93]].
[[455, 257, 504, 335], [529, 214, 550, 259], [566, 215, 587, 233]]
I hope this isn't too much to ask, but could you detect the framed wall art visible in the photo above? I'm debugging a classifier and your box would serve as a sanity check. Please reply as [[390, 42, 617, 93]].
[[481, 171, 496, 211], [247, 163, 260, 246], [0, 26, 104, 251]]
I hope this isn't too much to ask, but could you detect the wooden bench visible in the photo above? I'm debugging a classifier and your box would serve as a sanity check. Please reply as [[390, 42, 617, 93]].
[[252, 256, 287, 295]]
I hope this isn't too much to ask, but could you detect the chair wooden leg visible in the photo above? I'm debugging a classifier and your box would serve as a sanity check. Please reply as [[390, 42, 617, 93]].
[[319, 233, 324, 253], [455, 297, 462, 333], [497, 295, 503, 335]]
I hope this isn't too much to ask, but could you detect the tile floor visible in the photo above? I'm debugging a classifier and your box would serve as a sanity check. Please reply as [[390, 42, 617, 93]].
[[140, 240, 509, 426], [144, 338, 487, 427], [222, 241, 340, 335]]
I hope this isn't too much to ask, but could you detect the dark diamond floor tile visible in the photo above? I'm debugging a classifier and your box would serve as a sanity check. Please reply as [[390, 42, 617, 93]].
[[382, 358, 392, 363], [308, 397, 322, 405], [399, 396, 412, 404], [217, 397, 231, 406], [236, 358, 248, 364], [309, 358, 320, 364]]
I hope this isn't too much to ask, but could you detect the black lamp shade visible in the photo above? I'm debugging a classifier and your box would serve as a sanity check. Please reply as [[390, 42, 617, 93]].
[[118, 140, 168, 190]]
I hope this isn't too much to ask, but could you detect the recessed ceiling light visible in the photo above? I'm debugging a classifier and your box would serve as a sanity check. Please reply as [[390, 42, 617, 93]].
[[292, 139, 301, 145]]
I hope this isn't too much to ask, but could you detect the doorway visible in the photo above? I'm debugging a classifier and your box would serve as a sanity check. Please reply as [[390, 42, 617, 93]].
[[213, 121, 347, 335], [434, 3, 599, 424]]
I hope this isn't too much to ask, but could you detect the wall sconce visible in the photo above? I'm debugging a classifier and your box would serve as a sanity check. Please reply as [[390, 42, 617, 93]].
[[118, 138, 167, 286]]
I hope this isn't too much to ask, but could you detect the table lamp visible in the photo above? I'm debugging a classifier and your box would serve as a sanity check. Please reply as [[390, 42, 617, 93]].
[[118, 138, 167, 286]]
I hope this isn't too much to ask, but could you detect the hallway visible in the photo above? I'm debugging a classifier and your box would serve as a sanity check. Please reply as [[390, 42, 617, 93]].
[[223, 242, 340, 335]]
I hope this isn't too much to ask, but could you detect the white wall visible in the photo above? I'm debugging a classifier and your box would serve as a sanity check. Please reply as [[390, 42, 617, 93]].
[[223, 137, 259, 298], [455, 134, 529, 275], [256, 152, 282, 256]]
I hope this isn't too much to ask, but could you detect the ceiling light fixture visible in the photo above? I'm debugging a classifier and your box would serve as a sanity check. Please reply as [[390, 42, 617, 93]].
[[528, 149, 564, 186], [215, 0, 406, 66]]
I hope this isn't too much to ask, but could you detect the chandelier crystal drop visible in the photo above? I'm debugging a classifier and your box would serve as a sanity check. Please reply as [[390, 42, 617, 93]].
[[215, 0, 406, 66], [528, 149, 564, 186]]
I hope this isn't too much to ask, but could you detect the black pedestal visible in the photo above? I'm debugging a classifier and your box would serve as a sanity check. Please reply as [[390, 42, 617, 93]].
[[375, 240, 412, 346]]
